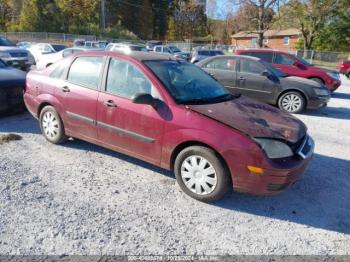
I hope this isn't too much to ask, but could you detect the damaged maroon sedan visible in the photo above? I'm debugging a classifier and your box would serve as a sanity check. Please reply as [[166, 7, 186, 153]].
[[24, 51, 314, 202]]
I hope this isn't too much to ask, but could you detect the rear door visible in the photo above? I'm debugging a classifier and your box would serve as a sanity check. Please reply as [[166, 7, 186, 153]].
[[237, 58, 275, 103], [62, 56, 105, 140], [96, 57, 167, 165], [201, 57, 239, 94]]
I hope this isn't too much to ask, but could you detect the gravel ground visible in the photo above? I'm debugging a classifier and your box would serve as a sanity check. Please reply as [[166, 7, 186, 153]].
[[0, 76, 349, 256]]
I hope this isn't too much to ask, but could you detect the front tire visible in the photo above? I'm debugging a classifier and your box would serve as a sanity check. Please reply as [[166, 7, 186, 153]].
[[39, 106, 67, 144], [278, 91, 305, 114], [174, 146, 231, 202]]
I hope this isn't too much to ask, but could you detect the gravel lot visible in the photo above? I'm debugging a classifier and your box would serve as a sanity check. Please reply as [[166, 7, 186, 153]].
[[0, 76, 349, 256]]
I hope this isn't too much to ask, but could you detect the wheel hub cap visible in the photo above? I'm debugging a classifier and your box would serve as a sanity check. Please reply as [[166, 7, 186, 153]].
[[282, 94, 302, 112], [42, 112, 59, 139], [180, 155, 217, 195]]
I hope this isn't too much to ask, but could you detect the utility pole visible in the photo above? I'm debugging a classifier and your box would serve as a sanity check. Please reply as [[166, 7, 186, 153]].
[[101, 0, 106, 31]]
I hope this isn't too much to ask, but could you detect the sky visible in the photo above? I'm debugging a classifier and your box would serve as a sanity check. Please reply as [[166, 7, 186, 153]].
[[207, 0, 237, 20]]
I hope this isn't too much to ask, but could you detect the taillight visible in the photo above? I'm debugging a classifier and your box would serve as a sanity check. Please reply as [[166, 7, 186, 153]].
[[24, 80, 29, 93]]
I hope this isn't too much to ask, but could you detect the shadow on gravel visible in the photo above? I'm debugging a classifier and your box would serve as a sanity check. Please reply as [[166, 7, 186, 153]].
[[332, 92, 350, 100], [304, 106, 350, 120], [0, 112, 40, 134], [216, 153, 350, 234], [63, 139, 174, 179]]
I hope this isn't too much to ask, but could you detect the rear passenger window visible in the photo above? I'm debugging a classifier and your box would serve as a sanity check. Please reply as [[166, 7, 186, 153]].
[[68, 57, 103, 89], [205, 58, 237, 71], [240, 59, 265, 74], [275, 53, 295, 65], [50, 60, 70, 79], [106, 58, 157, 99]]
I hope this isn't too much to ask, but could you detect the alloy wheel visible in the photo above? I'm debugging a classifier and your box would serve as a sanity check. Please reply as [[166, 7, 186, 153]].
[[281, 94, 302, 113], [180, 155, 217, 195]]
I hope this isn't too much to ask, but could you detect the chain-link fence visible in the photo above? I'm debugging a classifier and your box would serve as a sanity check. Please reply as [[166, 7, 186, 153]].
[[1, 32, 144, 45], [296, 50, 350, 69]]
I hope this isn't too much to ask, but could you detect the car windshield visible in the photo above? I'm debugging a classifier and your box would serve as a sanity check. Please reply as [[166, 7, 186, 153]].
[[262, 61, 287, 78], [0, 36, 15, 46], [297, 56, 312, 66], [169, 46, 181, 53], [145, 60, 235, 104], [52, 45, 67, 52]]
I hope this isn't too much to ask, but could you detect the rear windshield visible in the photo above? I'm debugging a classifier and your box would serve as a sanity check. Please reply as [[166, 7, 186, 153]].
[[52, 45, 67, 52]]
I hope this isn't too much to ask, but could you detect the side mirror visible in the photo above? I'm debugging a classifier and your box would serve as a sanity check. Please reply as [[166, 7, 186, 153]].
[[261, 70, 270, 77], [293, 60, 305, 68], [132, 93, 158, 108]]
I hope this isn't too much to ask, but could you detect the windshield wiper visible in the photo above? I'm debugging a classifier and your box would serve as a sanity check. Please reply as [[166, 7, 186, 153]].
[[180, 93, 240, 105]]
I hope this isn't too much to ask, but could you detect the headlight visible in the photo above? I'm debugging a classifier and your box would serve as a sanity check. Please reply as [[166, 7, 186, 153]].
[[0, 51, 10, 59], [313, 88, 330, 96], [254, 138, 294, 159], [326, 72, 340, 80]]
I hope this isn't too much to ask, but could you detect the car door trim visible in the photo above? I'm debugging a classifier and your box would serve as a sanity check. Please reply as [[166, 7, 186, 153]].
[[233, 86, 272, 94], [97, 121, 155, 143], [67, 111, 96, 125]]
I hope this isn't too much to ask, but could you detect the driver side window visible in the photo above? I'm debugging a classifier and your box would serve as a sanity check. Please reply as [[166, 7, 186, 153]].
[[106, 58, 159, 99], [240, 59, 265, 74]]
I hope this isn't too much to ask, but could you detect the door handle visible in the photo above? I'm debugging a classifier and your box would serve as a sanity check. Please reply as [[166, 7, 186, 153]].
[[62, 86, 70, 92], [103, 100, 117, 107], [239, 77, 245, 81]]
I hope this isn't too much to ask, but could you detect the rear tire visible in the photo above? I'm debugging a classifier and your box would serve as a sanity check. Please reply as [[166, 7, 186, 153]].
[[278, 91, 305, 114], [346, 71, 350, 79], [174, 146, 231, 202], [39, 106, 67, 144]]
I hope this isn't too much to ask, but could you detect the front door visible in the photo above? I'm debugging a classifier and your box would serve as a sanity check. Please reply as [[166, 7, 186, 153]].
[[96, 57, 167, 165], [202, 57, 239, 94], [236, 58, 276, 103], [63, 56, 105, 140]]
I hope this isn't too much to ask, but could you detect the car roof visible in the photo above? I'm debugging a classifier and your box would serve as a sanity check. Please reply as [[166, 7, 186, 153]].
[[75, 51, 174, 62]]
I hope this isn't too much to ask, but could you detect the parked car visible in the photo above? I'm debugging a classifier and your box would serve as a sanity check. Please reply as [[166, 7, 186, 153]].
[[191, 49, 224, 63], [146, 40, 162, 51], [84, 41, 108, 49], [198, 55, 331, 113], [0, 59, 26, 114], [106, 43, 148, 53], [153, 45, 190, 60], [338, 60, 350, 78], [24, 51, 314, 202], [36, 47, 88, 70], [73, 39, 86, 47], [28, 43, 67, 63], [16, 41, 33, 50], [0, 35, 34, 71], [235, 49, 341, 92]]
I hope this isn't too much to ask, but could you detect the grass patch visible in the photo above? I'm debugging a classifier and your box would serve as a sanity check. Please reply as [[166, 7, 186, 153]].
[[0, 133, 22, 144]]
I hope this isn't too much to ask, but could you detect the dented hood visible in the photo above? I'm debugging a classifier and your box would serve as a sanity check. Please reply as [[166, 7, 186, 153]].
[[188, 96, 307, 144]]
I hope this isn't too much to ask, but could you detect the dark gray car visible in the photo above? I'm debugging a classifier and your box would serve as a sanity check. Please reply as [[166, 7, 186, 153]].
[[197, 55, 331, 113]]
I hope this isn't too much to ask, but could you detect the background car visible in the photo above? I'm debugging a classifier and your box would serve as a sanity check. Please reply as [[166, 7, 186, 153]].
[[28, 43, 67, 63], [84, 41, 108, 49], [338, 60, 350, 78], [145, 40, 162, 51], [0, 59, 26, 114], [190, 49, 224, 63], [36, 47, 88, 69], [236, 49, 341, 92], [153, 45, 190, 60], [0, 35, 34, 71], [198, 55, 330, 113], [106, 43, 148, 53], [24, 51, 314, 202], [73, 39, 86, 47]]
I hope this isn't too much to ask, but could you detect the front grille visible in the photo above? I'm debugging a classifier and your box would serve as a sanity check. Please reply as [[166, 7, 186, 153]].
[[9, 52, 27, 58]]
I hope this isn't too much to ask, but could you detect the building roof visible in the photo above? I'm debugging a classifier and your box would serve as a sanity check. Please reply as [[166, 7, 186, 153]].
[[232, 28, 301, 38]]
